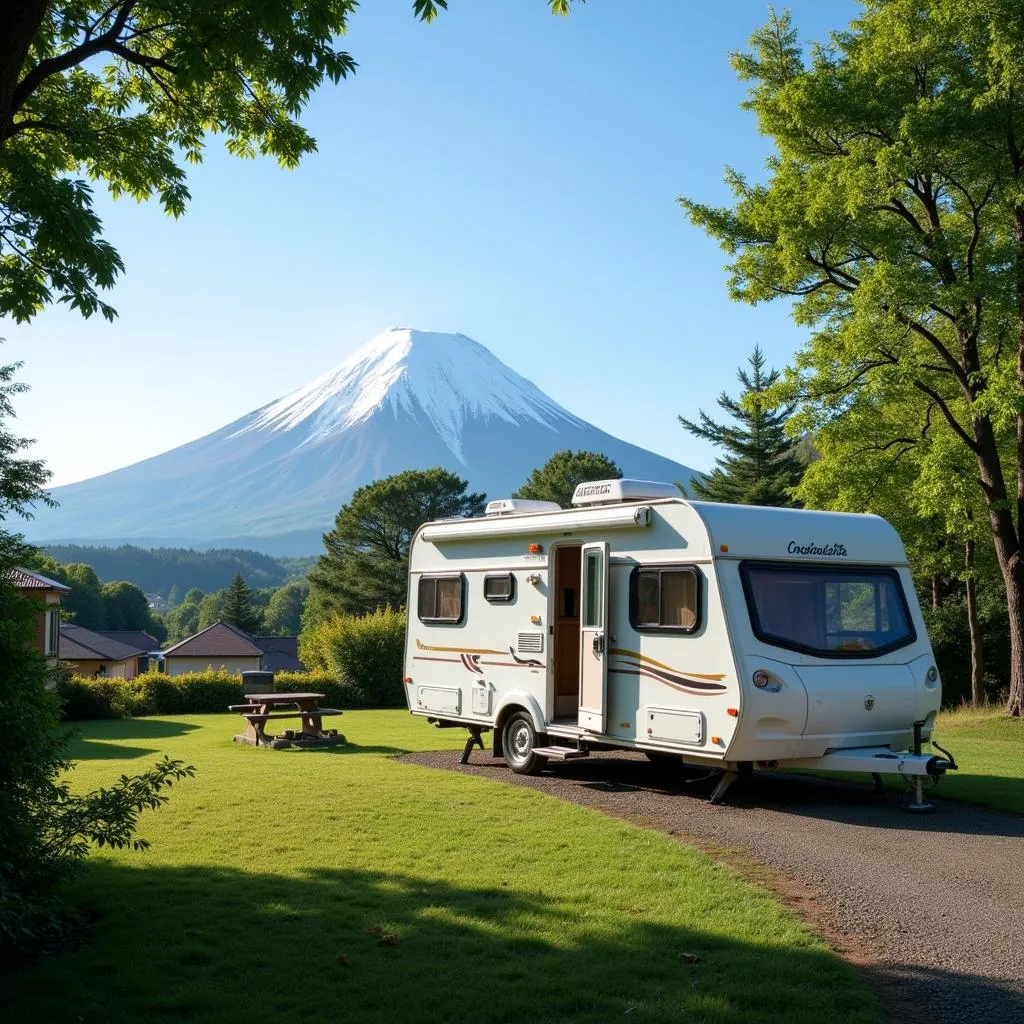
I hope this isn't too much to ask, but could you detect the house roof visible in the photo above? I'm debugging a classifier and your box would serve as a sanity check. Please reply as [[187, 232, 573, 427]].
[[9, 567, 71, 592], [97, 630, 160, 652], [162, 620, 263, 659], [253, 636, 306, 673], [59, 624, 148, 662]]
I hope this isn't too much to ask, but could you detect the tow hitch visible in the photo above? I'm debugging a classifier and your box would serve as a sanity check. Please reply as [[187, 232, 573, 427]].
[[904, 720, 958, 813]]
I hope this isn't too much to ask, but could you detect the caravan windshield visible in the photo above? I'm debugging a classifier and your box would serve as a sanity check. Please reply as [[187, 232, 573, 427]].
[[741, 563, 915, 658]]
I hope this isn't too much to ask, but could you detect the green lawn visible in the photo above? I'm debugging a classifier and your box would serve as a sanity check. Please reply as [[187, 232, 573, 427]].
[[928, 706, 1024, 814], [7, 712, 878, 1024]]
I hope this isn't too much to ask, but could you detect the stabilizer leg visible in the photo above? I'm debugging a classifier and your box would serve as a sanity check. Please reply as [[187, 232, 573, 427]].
[[872, 772, 885, 793], [902, 775, 936, 813], [709, 770, 739, 805], [459, 727, 485, 765]]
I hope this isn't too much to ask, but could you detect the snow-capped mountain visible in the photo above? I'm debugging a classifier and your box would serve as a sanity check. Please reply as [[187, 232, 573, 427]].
[[24, 329, 700, 555]]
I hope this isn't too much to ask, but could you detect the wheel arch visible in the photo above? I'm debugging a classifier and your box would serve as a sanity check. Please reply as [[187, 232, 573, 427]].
[[493, 690, 546, 752]]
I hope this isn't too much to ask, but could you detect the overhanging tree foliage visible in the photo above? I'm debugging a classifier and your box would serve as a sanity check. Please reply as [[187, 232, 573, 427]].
[[679, 346, 804, 506], [308, 468, 486, 618], [514, 450, 622, 508], [0, 1, 578, 322], [682, 0, 1024, 715], [0, 356, 192, 955]]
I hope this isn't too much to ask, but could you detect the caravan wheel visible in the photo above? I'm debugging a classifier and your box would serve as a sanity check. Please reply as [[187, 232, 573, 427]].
[[502, 712, 547, 775]]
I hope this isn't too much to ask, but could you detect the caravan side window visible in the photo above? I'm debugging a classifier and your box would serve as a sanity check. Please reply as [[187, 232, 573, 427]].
[[483, 573, 515, 602], [418, 574, 465, 624], [629, 565, 701, 633]]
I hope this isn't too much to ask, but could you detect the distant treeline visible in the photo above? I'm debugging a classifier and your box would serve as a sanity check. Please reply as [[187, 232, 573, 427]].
[[42, 544, 314, 597]]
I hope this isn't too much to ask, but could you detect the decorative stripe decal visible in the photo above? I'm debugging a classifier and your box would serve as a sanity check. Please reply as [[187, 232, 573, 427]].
[[610, 648, 726, 681], [416, 639, 504, 654]]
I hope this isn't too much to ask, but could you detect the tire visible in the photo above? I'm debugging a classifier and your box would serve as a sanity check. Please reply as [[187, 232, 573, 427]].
[[502, 711, 548, 775]]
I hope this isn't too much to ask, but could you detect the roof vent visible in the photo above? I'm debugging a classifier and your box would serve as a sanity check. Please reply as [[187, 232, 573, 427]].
[[571, 479, 680, 507], [485, 498, 561, 516]]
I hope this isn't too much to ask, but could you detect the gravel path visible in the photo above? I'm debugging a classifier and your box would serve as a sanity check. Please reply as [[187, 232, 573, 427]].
[[401, 748, 1024, 1024]]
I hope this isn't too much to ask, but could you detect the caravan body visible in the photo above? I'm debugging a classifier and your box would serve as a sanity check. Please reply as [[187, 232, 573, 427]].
[[403, 480, 950, 792]]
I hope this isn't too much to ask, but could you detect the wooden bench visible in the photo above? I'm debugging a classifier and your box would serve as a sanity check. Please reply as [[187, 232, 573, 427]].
[[240, 709, 343, 722]]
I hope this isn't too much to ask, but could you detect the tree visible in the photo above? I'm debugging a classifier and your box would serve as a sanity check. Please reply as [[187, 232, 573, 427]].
[[164, 587, 202, 641], [264, 582, 308, 636], [309, 468, 486, 618], [681, 1, 1024, 715], [796, 382, 998, 705], [222, 573, 261, 634], [100, 578, 161, 636], [679, 346, 804, 506], [56, 562, 105, 627], [196, 591, 224, 632], [0, 1, 576, 322], [515, 450, 622, 508], [0, 357, 191, 955]]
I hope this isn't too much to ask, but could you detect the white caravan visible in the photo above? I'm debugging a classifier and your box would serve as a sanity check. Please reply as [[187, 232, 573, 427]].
[[403, 480, 957, 807]]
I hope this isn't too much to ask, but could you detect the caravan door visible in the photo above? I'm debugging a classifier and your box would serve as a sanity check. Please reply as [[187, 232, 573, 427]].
[[578, 541, 610, 732]]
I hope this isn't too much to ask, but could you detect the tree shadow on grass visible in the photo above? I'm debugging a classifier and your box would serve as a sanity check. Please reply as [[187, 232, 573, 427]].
[[64, 719, 201, 762], [68, 740, 160, 761], [7, 860, 891, 1024]]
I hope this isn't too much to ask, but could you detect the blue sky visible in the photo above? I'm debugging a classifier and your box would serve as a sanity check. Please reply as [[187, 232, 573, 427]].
[[5, 0, 858, 488]]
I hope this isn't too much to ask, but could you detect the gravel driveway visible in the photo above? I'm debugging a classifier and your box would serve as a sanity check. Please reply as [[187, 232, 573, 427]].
[[401, 748, 1024, 1024]]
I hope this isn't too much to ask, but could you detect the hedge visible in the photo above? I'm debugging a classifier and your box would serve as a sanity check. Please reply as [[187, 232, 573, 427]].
[[58, 668, 392, 721]]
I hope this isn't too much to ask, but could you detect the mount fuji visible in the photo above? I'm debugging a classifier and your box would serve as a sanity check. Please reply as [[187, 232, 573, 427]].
[[25, 329, 700, 555]]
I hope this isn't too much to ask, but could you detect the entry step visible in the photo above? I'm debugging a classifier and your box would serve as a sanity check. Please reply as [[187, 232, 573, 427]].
[[534, 745, 590, 761]]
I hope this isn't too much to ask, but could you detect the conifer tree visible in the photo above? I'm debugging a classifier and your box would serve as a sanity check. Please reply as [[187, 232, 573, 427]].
[[309, 468, 486, 618], [515, 450, 622, 508], [679, 347, 804, 506], [222, 574, 261, 635]]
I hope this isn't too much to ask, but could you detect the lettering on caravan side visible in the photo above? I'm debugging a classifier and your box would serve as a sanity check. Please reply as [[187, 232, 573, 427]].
[[787, 540, 848, 557]]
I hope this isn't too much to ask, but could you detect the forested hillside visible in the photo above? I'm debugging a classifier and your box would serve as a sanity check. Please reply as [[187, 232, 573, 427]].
[[42, 544, 295, 598]]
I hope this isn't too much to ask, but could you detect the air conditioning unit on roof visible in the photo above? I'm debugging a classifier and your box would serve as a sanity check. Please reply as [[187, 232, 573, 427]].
[[570, 479, 680, 506], [484, 498, 561, 516]]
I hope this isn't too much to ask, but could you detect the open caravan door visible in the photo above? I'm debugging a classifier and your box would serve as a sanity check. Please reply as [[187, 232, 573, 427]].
[[578, 541, 610, 732]]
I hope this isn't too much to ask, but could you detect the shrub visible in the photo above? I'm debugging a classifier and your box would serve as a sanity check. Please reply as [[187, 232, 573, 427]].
[[56, 669, 367, 720], [299, 607, 407, 707]]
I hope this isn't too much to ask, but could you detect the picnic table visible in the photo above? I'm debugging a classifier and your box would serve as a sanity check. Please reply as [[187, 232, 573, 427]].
[[229, 692, 345, 749]]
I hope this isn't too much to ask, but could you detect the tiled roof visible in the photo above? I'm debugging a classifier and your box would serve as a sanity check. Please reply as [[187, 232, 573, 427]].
[[162, 620, 262, 658], [253, 636, 306, 673], [97, 630, 160, 652], [9, 567, 71, 592], [59, 624, 148, 662]]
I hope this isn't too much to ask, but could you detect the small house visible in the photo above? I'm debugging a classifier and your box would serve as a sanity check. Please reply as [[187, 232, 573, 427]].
[[59, 624, 150, 679], [10, 567, 70, 664], [162, 620, 263, 677], [253, 635, 307, 674]]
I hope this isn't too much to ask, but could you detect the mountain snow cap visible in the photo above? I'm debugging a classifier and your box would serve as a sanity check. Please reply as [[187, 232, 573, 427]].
[[244, 327, 582, 461]]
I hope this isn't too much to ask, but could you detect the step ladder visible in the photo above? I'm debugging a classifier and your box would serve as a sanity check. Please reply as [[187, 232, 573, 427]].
[[533, 744, 590, 761]]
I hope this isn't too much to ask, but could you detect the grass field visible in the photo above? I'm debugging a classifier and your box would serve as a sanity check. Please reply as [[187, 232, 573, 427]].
[[928, 706, 1024, 814], [7, 712, 878, 1024]]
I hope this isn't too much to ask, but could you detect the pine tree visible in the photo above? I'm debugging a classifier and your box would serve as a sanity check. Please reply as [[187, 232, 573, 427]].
[[309, 468, 486, 619], [222, 574, 261, 635], [515, 450, 622, 508], [679, 347, 804, 506]]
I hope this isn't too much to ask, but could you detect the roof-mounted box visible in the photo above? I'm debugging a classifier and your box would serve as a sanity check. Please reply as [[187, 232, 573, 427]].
[[485, 498, 561, 516], [571, 479, 680, 506]]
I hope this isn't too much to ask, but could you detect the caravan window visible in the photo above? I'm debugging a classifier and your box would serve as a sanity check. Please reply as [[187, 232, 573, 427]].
[[629, 565, 701, 633], [741, 562, 915, 657], [483, 573, 515, 602], [418, 574, 465, 624]]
